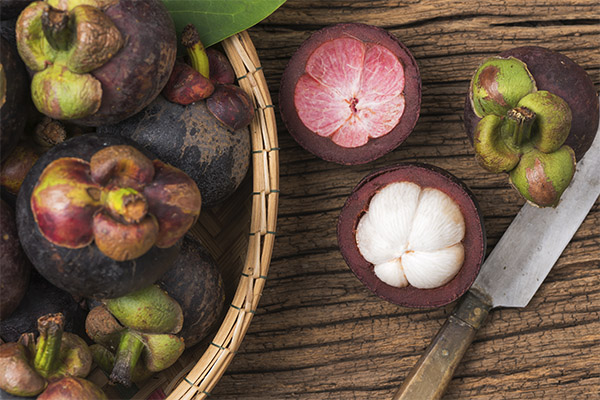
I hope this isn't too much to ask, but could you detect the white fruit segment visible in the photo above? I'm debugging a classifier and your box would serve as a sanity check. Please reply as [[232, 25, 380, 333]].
[[355, 182, 466, 289], [294, 37, 405, 148]]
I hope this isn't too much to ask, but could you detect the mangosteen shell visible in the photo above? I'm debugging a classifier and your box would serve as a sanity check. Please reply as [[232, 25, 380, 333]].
[[0, 199, 30, 320], [98, 95, 250, 208], [337, 163, 486, 308], [0, 270, 86, 343], [72, 0, 177, 127], [158, 235, 225, 348], [279, 23, 422, 165], [464, 46, 599, 161], [0, 36, 28, 162], [16, 134, 181, 300]]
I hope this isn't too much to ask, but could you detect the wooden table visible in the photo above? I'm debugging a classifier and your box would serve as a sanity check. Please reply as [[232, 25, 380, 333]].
[[212, 1, 599, 398]]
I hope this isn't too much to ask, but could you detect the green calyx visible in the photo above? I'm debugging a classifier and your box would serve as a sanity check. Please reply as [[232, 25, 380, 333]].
[[182, 23, 210, 79], [470, 56, 576, 207], [91, 285, 185, 386], [16, 0, 123, 120]]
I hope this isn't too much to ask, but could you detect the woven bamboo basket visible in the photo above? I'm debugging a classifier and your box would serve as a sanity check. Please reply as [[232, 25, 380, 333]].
[[91, 30, 279, 400]]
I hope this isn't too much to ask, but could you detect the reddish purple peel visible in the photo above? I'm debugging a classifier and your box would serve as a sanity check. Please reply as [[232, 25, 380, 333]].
[[295, 38, 405, 148]]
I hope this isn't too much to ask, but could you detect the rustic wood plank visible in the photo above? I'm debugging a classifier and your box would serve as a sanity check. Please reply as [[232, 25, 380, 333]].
[[208, 0, 600, 398]]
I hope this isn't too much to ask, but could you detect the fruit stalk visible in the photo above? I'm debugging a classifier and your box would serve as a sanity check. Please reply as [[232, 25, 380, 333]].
[[182, 24, 210, 78], [33, 314, 65, 378], [109, 330, 144, 386], [41, 6, 71, 51], [502, 107, 536, 148]]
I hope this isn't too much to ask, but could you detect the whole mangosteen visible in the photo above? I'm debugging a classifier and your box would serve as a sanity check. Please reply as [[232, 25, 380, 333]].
[[15, 0, 176, 126], [0, 36, 28, 162], [337, 163, 486, 308], [98, 95, 250, 208], [464, 46, 599, 207], [279, 23, 421, 165], [16, 134, 202, 299]]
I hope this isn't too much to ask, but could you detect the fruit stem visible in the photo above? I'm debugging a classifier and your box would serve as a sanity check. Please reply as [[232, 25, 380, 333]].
[[33, 313, 65, 378], [502, 106, 536, 148], [182, 24, 210, 79], [41, 6, 72, 51], [109, 330, 145, 387], [104, 187, 148, 224]]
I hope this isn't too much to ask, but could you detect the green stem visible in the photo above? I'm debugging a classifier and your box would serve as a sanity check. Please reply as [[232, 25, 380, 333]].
[[41, 6, 72, 51], [182, 24, 210, 79], [109, 330, 145, 387], [33, 313, 65, 378], [502, 106, 536, 148]]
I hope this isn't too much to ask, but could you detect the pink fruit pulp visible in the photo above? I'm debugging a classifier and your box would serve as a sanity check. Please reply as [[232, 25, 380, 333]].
[[294, 37, 406, 148]]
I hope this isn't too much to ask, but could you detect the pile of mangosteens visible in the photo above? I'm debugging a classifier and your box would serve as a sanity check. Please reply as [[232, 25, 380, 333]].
[[1, 1, 254, 398]]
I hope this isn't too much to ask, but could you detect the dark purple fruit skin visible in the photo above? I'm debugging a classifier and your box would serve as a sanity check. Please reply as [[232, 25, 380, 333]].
[[464, 46, 599, 161], [0, 36, 28, 162], [279, 23, 421, 165], [98, 95, 250, 207], [16, 134, 181, 299], [0, 270, 86, 343], [73, 0, 177, 126], [337, 163, 486, 309], [0, 0, 31, 21], [158, 235, 225, 348], [0, 199, 30, 320]]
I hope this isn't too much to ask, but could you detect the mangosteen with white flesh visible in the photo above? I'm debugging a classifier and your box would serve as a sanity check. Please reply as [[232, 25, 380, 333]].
[[280, 23, 421, 165], [16, 134, 201, 299], [338, 164, 485, 308]]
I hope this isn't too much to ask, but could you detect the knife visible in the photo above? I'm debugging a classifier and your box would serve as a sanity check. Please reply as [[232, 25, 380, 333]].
[[392, 120, 600, 400]]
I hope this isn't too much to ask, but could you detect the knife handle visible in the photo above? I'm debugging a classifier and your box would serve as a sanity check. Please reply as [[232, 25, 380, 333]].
[[392, 291, 492, 400]]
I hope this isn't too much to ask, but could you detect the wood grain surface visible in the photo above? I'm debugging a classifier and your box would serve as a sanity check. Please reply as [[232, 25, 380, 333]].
[[211, 1, 599, 398]]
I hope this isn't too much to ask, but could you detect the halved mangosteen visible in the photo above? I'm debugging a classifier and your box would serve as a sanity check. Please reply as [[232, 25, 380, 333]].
[[16, 134, 201, 299], [279, 23, 421, 165], [337, 163, 486, 308]]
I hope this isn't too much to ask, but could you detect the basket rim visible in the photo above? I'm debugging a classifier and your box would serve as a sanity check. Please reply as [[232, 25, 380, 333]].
[[160, 30, 279, 400]]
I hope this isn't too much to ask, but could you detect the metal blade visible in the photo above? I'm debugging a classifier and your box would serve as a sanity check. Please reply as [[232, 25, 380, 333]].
[[472, 122, 600, 308]]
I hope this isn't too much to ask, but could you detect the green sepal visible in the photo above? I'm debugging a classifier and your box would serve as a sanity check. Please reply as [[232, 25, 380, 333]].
[[105, 285, 183, 334], [31, 64, 102, 119], [138, 333, 185, 372], [509, 146, 576, 208], [474, 114, 522, 173], [470, 56, 536, 118], [16, 1, 58, 71], [517, 91, 572, 154]]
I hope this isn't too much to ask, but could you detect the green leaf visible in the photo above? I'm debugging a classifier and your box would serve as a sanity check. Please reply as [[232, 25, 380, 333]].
[[162, 0, 286, 48]]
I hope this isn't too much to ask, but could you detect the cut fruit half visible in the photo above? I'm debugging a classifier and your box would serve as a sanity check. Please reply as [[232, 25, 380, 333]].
[[280, 23, 421, 165], [337, 163, 486, 308]]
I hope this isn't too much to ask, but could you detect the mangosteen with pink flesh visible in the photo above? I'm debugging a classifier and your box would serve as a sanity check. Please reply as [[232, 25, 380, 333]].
[[464, 47, 599, 207], [15, 0, 176, 126], [338, 163, 485, 308], [279, 23, 421, 165], [158, 235, 225, 348], [0, 36, 28, 162], [16, 134, 201, 299], [0, 199, 30, 320]]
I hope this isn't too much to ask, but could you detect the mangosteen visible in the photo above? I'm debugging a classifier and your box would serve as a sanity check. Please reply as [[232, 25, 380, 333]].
[[0, 199, 30, 320], [0, 271, 86, 343], [0, 35, 28, 162], [207, 47, 235, 85], [158, 235, 225, 348], [37, 377, 107, 400], [15, 0, 176, 126], [464, 46, 599, 208], [337, 163, 486, 308], [16, 134, 201, 299], [279, 23, 421, 165], [98, 95, 250, 208]]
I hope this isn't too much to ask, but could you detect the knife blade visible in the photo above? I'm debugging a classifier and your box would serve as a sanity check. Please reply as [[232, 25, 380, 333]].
[[392, 119, 600, 400]]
